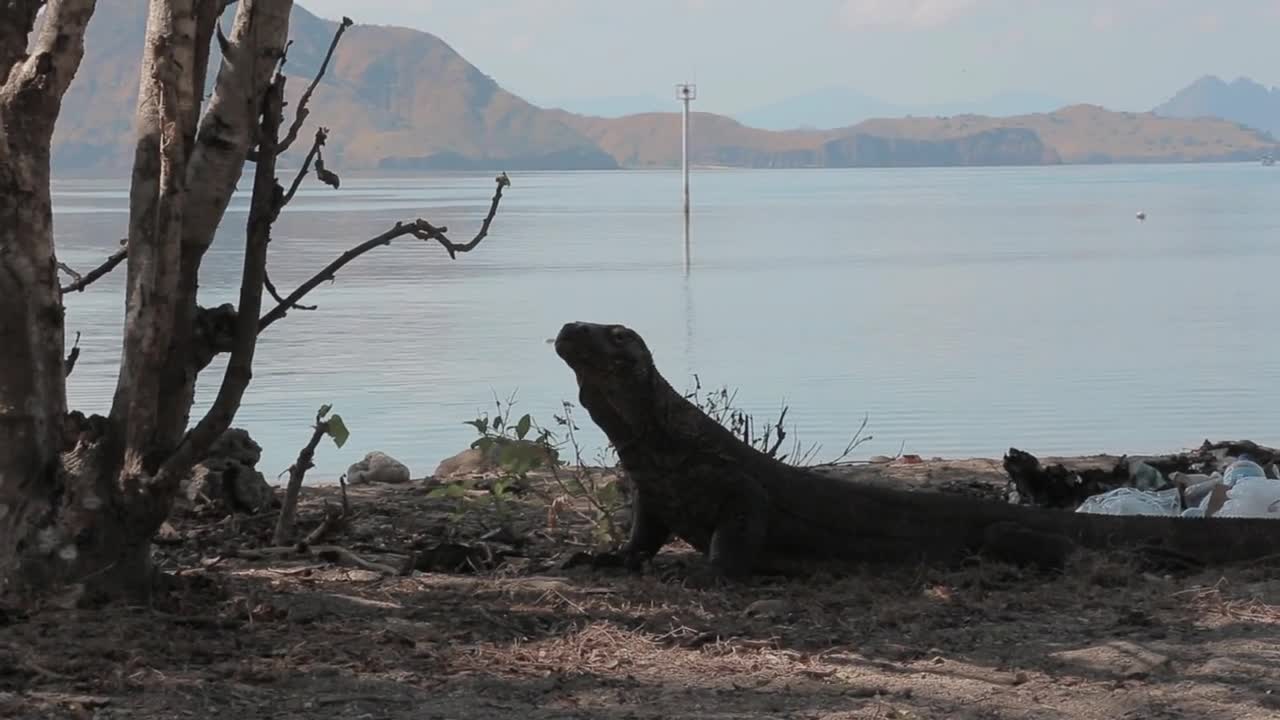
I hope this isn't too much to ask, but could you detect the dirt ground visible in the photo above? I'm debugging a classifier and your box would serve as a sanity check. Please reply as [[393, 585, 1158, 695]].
[[3, 458, 1279, 719]]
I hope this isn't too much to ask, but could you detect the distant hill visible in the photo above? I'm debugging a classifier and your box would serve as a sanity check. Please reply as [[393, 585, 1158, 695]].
[[734, 88, 1070, 131], [533, 94, 670, 118], [1153, 75, 1280, 138], [47, 5, 1280, 173], [556, 104, 1274, 168], [51, 0, 618, 173]]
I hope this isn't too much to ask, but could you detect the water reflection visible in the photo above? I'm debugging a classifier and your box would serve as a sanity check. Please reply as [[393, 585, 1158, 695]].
[[51, 165, 1280, 481]]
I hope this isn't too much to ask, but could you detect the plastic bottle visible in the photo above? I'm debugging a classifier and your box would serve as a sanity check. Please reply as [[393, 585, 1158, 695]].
[[1222, 456, 1267, 489]]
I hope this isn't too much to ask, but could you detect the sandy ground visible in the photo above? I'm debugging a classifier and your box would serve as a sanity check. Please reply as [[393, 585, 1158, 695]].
[[3, 458, 1279, 719]]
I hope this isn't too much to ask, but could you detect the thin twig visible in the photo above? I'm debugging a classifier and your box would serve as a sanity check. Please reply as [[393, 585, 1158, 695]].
[[278, 17, 352, 154], [258, 173, 511, 332], [811, 414, 873, 467], [409, 172, 511, 259], [282, 127, 328, 207], [263, 268, 317, 312], [59, 243, 128, 293]]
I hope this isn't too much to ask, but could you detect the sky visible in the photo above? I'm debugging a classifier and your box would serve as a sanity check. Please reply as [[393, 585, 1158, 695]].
[[301, 0, 1279, 115]]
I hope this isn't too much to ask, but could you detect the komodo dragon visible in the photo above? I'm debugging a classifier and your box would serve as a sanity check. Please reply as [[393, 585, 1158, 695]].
[[553, 320, 1280, 579]]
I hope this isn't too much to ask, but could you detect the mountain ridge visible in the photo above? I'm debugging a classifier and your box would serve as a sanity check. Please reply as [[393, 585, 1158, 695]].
[[1153, 75, 1280, 138], [47, 3, 1280, 174]]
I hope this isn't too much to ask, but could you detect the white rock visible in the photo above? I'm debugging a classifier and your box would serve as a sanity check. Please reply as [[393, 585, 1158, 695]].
[[347, 451, 411, 484]]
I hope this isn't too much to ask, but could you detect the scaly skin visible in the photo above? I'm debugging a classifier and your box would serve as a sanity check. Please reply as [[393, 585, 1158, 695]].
[[554, 321, 1280, 579]]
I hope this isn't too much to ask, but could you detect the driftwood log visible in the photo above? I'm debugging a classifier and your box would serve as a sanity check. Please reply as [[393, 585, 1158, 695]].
[[554, 321, 1280, 579]]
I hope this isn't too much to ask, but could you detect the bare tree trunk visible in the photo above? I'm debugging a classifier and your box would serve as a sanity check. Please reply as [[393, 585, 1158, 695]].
[[151, 0, 294, 451], [113, 0, 197, 471], [2, 0, 507, 607], [0, 0, 97, 601], [0, 0, 293, 604]]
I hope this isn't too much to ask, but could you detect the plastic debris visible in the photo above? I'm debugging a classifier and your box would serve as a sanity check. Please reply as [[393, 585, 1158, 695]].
[[1214, 476, 1280, 519], [1221, 457, 1267, 488], [1075, 487, 1180, 516], [1076, 456, 1280, 519]]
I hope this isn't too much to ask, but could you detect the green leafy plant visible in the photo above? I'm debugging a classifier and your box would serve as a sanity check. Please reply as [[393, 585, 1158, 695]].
[[316, 403, 350, 448], [431, 392, 558, 528], [434, 392, 626, 546]]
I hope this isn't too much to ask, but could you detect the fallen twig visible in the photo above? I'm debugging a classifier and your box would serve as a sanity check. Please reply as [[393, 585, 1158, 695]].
[[308, 545, 400, 575], [228, 544, 399, 576], [302, 502, 343, 546]]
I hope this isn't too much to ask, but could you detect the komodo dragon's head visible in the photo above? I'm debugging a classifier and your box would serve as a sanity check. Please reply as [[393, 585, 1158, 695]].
[[553, 321, 661, 442]]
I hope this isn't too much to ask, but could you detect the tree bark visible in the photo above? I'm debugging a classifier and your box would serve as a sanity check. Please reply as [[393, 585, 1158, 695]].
[[112, 0, 196, 474], [0, 0, 293, 605], [150, 0, 294, 452], [154, 73, 285, 500], [0, 0, 97, 600]]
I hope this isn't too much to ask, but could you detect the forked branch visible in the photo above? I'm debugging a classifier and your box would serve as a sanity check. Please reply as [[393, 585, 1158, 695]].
[[278, 16, 353, 154], [59, 242, 128, 293], [257, 173, 511, 332]]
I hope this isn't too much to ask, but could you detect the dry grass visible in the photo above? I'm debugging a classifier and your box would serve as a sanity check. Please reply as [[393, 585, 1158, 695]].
[[3, 465, 1280, 719]]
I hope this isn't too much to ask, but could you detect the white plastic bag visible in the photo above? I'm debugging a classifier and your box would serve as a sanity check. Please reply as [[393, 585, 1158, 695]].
[[1075, 487, 1179, 517]]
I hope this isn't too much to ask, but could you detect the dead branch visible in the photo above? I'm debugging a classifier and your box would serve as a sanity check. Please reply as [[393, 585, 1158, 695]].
[[55, 261, 82, 286], [263, 269, 316, 313], [302, 503, 344, 546], [281, 127, 329, 207], [261, 128, 332, 317], [63, 331, 81, 378], [229, 544, 399, 575], [278, 16, 353, 154], [273, 408, 330, 545], [257, 173, 511, 331], [59, 242, 128, 293], [410, 172, 511, 259]]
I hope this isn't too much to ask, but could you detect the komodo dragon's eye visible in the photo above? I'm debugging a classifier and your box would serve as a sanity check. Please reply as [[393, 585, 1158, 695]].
[[609, 327, 629, 345]]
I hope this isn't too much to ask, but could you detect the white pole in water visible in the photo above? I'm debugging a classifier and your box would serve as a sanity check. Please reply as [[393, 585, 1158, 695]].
[[676, 83, 696, 218]]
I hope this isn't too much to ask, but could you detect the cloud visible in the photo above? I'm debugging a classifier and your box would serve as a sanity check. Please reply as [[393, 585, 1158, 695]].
[[837, 0, 982, 30]]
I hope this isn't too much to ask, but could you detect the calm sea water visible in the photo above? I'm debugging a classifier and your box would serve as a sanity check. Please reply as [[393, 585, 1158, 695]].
[[52, 164, 1280, 482]]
